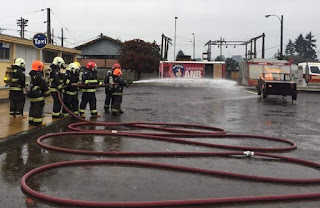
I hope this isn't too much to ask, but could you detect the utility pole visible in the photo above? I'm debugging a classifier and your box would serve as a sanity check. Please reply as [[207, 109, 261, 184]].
[[265, 14, 284, 59], [174, 17, 178, 60], [47, 8, 51, 44], [262, 33, 265, 58], [16, 17, 28, 38], [192, 33, 195, 59], [61, 28, 64, 46], [52, 28, 54, 45], [59, 27, 66, 46], [219, 37, 223, 57], [280, 15, 283, 59], [0, 28, 6, 34]]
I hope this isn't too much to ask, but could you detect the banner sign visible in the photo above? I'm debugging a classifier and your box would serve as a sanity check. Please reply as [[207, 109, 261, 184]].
[[162, 62, 204, 78]]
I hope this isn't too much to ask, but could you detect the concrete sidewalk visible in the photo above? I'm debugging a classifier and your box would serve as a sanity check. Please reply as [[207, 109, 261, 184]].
[[0, 88, 9, 103], [0, 88, 68, 145]]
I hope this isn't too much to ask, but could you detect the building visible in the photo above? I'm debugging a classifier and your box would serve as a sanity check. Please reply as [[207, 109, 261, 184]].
[[75, 33, 123, 69], [0, 34, 81, 87]]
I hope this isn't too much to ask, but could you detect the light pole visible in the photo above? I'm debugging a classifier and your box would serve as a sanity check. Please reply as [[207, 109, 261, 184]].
[[265, 14, 283, 59], [174, 17, 178, 61], [192, 33, 195, 59]]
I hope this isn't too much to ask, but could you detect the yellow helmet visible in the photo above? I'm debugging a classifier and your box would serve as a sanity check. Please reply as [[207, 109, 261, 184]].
[[14, 58, 26, 68], [74, 61, 81, 68], [52, 57, 65, 69], [67, 63, 79, 73]]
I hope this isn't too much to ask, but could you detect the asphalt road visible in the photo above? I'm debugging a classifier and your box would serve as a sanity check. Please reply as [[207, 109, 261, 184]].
[[0, 79, 320, 208]]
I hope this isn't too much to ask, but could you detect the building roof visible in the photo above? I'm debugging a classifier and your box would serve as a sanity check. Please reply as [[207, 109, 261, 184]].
[[0, 33, 81, 54], [75, 34, 123, 50]]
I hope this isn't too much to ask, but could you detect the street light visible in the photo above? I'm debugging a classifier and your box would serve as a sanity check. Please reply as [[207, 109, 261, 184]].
[[265, 14, 283, 59], [192, 33, 195, 59], [174, 17, 178, 61]]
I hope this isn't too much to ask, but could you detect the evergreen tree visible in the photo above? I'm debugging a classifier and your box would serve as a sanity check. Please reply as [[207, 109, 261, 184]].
[[285, 39, 295, 56], [215, 55, 225, 61], [305, 31, 317, 61], [294, 34, 306, 57], [177, 50, 185, 57]]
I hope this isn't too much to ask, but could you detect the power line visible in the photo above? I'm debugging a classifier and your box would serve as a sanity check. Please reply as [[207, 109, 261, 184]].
[[50, 9, 78, 42], [257, 45, 280, 52], [0, 9, 45, 21]]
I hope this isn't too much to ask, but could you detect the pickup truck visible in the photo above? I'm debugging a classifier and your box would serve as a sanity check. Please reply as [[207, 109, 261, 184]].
[[257, 72, 297, 102]]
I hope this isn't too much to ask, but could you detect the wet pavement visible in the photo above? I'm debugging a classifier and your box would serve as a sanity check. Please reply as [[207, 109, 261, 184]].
[[0, 97, 62, 141], [1, 80, 320, 208]]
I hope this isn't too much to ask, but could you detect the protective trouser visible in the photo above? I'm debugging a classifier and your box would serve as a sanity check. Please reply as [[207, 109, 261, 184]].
[[62, 93, 79, 116], [79, 92, 97, 116], [104, 90, 112, 111], [51, 91, 62, 117], [111, 94, 123, 114], [9, 90, 25, 116], [28, 100, 45, 126]]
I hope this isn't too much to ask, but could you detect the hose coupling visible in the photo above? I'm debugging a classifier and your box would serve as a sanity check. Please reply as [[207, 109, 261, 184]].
[[243, 151, 254, 157]]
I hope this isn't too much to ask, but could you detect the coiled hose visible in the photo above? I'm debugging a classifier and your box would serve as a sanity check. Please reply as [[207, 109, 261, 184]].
[[21, 85, 320, 207]]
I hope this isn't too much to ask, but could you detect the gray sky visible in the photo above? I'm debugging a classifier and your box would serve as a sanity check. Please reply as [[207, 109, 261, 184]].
[[0, 0, 319, 60]]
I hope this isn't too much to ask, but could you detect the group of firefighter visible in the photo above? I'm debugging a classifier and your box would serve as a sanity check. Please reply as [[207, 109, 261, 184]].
[[6, 57, 130, 126]]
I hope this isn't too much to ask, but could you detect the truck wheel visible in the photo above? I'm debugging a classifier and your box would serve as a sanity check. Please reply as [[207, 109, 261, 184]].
[[257, 87, 261, 95], [292, 94, 297, 100], [263, 90, 267, 99]]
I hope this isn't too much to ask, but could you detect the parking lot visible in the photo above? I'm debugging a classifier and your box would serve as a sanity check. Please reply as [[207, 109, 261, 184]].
[[1, 80, 320, 208]]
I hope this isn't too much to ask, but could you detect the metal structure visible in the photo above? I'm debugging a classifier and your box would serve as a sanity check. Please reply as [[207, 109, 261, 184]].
[[160, 34, 172, 60], [204, 33, 265, 61]]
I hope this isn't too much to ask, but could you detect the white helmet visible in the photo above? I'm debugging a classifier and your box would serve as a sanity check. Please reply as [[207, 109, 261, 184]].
[[67, 62, 79, 73], [14, 58, 26, 68], [52, 57, 65, 69]]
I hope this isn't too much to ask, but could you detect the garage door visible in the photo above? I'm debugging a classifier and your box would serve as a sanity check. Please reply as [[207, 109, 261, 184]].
[[15, 44, 38, 74]]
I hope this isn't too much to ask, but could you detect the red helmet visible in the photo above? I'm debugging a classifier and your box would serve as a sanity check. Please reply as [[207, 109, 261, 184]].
[[86, 61, 97, 70], [112, 63, 121, 70], [31, 60, 44, 71]]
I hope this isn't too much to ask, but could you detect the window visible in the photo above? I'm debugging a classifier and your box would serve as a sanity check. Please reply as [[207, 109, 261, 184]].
[[62, 53, 74, 64], [43, 50, 58, 63], [310, 66, 320, 74], [0, 42, 10, 60], [79, 55, 120, 59]]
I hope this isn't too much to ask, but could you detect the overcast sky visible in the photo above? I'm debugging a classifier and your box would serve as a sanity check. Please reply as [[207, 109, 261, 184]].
[[1, 0, 319, 60]]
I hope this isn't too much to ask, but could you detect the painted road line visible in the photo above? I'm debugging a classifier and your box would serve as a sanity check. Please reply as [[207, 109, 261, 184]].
[[247, 90, 258, 95]]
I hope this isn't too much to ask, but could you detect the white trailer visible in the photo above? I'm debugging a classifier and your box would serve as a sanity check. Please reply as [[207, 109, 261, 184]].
[[239, 58, 292, 86]]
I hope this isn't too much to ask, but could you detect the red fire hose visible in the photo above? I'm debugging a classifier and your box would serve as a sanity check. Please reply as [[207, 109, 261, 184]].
[[21, 87, 320, 207]]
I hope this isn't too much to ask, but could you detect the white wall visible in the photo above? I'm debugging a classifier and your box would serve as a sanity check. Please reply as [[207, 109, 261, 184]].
[[15, 44, 38, 74]]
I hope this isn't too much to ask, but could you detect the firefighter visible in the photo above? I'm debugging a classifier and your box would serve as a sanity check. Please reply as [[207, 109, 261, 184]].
[[6, 58, 26, 116], [62, 62, 80, 116], [28, 60, 51, 126], [104, 70, 114, 113], [49, 57, 65, 118], [79, 61, 101, 117], [111, 66, 130, 115]]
